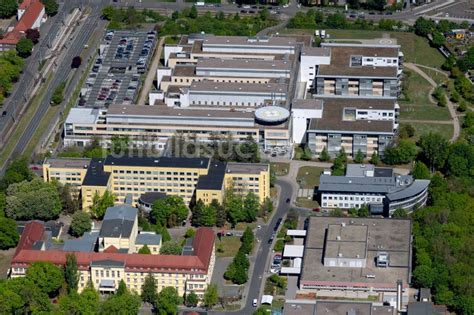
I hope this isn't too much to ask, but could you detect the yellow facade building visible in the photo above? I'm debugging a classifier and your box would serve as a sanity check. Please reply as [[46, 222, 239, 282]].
[[43, 156, 270, 209]]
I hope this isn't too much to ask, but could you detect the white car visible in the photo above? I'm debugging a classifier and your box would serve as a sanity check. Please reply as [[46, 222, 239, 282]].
[[252, 298, 258, 307], [257, 225, 262, 229]]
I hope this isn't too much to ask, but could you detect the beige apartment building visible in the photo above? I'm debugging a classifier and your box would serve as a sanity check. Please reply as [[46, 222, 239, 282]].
[[43, 155, 270, 209]]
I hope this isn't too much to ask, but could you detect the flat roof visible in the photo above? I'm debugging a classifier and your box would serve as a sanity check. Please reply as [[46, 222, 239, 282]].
[[226, 162, 269, 174], [318, 45, 399, 78], [345, 164, 375, 177], [284, 300, 394, 315], [82, 158, 110, 187], [107, 105, 255, 120], [66, 108, 99, 124], [196, 58, 292, 71], [301, 46, 331, 57], [104, 155, 210, 169], [308, 98, 395, 134], [301, 217, 411, 289], [136, 233, 162, 246], [196, 161, 226, 191], [286, 229, 307, 237], [283, 245, 304, 258], [44, 157, 91, 169], [202, 35, 297, 47], [173, 64, 196, 76], [318, 174, 416, 194], [292, 99, 324, 110], [189, 81, 288, 94]]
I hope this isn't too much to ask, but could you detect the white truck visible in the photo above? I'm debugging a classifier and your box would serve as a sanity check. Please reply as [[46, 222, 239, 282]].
[[195, 1, 205, 6]]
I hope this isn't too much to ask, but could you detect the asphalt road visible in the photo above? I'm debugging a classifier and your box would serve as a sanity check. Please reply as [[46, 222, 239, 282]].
[[0, 2, 74, 133], [211, 179, 293, 315], [5, 0, 109, 163]]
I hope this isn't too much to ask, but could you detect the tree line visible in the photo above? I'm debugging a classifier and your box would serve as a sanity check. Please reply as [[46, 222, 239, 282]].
[[224, 227, 254, 284]]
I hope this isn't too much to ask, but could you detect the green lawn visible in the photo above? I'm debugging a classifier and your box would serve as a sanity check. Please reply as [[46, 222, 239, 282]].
[[281, 28, 446, 69], [216, 236, 241, 257], [296, 166, 324, 189], [295, 197, 319, 209], [271, 162, 289, 176], [399, 69, 451, 121], [416, 67, 448, 85], [412, 123, 454, 141]]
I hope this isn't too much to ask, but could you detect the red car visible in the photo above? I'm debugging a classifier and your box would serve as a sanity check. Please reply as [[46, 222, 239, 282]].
[[313, 207, 321, 212]]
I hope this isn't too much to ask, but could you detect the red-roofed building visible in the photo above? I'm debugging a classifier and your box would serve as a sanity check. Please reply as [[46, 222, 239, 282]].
[[0, 0, 46, 51], [11, 222, 216, 298]]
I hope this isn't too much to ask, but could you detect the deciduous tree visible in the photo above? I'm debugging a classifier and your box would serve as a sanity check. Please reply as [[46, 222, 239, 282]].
[[70, 211, 92, 237], [159, 241, 182, 255], [0, 216, 18, 249], [25, 29, 40, 44], [138, 244, 152, 254], [90, 190, 114, 220], [151, 196, 188, 227], [16, 38, 34, 58], [203, 284, 218, 309], [155, 286, 182, 314], [64, 254, 79, 294], [185, 291, 199, 307], [141, 274, 157, 304], [0, 0, 17, 18], [26, 262, 64, 297]]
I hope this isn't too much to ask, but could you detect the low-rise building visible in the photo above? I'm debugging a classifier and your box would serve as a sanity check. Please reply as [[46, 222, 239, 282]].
[[0, 0, 46, 51], [318, 164, 430, 215], [11, 219, 214, 298], [300, 217, 411, 294], [43, 155, 270, 208]]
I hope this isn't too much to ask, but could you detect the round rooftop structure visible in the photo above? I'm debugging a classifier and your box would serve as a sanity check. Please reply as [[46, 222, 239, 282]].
[[255, 106, 290, 125]]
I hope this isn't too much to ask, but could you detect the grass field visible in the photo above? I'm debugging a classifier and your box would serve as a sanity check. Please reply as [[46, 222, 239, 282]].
[[296, 166, 324, 189], [281, 28, 446, 69], [295, 197, 319, 209], [399, 70, 451, 121], [416, 67, 448, 85], [216, 236, 241, 257], [271, 162, 290, 176], [412, 123, 454, 141]]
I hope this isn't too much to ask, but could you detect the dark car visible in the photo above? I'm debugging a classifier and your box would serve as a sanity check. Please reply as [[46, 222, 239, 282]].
[[267, 237, 274, 244], [286, 198, 290, 203], [1, 110, 7, 117]]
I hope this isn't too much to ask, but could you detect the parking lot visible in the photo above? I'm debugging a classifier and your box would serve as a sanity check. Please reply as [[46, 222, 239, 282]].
[[79, 29, 156, 107]]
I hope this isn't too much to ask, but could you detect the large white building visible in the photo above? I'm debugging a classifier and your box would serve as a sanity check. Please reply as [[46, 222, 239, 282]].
[[318, 164, 430, 215]]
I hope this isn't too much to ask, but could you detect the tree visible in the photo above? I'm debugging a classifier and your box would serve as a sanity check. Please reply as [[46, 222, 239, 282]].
[[189, 5, 197, 18], [41, 0, 59, 16], [71, 56, 82, 68], [5, 178, 62, 221], [225, 189, 244, 227], [203, 284, 218, 309], [418, 132, 449, 171], [138, 244, 152, 254], [90, 190, 114, 220], [100, 288, 141, 315], [431, 32, 445, 48], [329, 208, 344, 217], [191, 199, 204, 226], [392, 208, 408, 218], [383, 140, 417, 165], [184, 228, 195, 238], [370, 152, 380, 165], [16, 38, 34, 58], [412, 161, 431, 179], [141, 274, 157, 304], [64, 254, 79, 294], [0, 0, 17, 18], [236, 135, 259, 163], [0, 192, 5, 216], [0, 216, 19, 249], [259, 7, 269, 20], [185, 291, 199, 307], [51, 81, 66, 105], [70, 211, 92, 237], [399, 124, 415, 139], [413, 265, 435, 288], [240, 226, 254, 255], [25, 29, 40, 44], [224, 250, 249, 284], [151, 196, 188, 227], [325, 12, 347, 29], [414, 17, 434, 37], [319, 146, 330, 161], [116, 280, 127, 296], [243, 192, 259, 223], [57, 183, 80, 214], [159, 241, 182, 255], [354, 149, 364, 163], [0, 277, 52, 314], [357, 204, 370, 217], [155, 286, 182, 314], [111, 135, 130, 154], [214, 200, 226, 227], [26, 262, 64, 297]]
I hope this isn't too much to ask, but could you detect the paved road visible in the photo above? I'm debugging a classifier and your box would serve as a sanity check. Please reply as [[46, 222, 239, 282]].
[[0, 0, 110, 173], [0, 1, 76, 135], [114, 0, 458, 25], [210, 179, 293, 315]]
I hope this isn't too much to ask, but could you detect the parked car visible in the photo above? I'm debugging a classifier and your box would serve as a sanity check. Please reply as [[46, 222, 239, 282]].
[[252, 299, 258, 307]]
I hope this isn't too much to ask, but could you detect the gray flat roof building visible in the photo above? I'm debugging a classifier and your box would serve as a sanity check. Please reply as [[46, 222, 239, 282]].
[[300, 217, 411, 293]]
